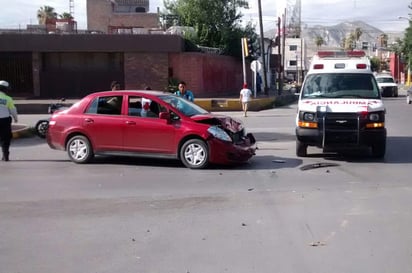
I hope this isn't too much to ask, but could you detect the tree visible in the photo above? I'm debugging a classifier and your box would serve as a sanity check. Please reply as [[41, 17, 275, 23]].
[[161, 0, 256, 58], [379, 33, 388, 48], [315, 35, 324, 49], [37, 5, 58, 24], [354, 27, 362, 42], [370, 56, 381, 72], [401, 3, 412, 76], [59, 12, 74, 20], [346, 32, 356, 50]]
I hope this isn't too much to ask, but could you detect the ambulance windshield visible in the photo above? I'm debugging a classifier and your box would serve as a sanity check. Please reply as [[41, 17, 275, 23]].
[[301, 73, 380, 99]]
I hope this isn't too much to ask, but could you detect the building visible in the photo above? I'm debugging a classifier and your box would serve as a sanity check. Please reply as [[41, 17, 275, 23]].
[[0, 33, 247, 98], [87, 0, 160, 34], [270, 37, 307, 85]]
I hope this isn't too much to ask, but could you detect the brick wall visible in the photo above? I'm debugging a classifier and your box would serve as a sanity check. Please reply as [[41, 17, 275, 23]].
[[124, 53, 169, 91], [169, 53, 249, 97]]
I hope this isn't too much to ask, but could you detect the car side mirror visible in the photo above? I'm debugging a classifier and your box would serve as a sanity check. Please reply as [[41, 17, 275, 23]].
[[159, 112, 171, 123]]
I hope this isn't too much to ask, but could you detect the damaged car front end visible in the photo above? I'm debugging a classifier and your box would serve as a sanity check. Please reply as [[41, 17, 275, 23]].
[[192, 115, 257, 165]]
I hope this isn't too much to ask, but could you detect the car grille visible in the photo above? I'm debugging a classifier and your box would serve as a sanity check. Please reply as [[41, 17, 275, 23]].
[[322, 113, 360, 145]]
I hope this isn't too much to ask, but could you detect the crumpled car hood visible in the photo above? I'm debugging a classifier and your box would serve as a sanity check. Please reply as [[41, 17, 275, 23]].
[[191, 114, 243, 133]]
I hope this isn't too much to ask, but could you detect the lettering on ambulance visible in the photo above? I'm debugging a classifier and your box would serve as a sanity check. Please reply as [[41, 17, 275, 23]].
[[305, 100, 369, 106]]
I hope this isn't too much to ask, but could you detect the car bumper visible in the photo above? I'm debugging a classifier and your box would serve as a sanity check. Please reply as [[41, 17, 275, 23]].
[[208, 133, 257, 165], [296, 127, 386, 148], [46, 130, 66, 151]]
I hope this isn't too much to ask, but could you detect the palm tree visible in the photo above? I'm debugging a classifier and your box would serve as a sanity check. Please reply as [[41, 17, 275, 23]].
[[379, 33, 388, 48], [315, 35, 324, 49], [354, 27, 362, 42], [59, 12, 74, 20], [341, 37, 347, 49], [37, 6, 58, 24], [347, 32, 356, 50]]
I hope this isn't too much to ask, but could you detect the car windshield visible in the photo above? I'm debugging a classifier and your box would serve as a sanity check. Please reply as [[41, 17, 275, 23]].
[[301, 73, 380, 99], [376, 77, 394, 83], [158, 94, 209, 117]]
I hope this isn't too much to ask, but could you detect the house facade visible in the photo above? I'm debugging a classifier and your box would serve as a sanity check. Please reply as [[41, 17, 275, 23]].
[[87, 0, 161, 34]]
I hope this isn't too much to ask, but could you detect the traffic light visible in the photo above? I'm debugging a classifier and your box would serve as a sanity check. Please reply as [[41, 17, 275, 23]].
[[247, 38, 254, 57], [243, 37, 254, 57]]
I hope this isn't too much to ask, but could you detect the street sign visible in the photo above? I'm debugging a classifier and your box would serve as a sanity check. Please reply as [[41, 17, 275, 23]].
[[251, 60, 262, 72]]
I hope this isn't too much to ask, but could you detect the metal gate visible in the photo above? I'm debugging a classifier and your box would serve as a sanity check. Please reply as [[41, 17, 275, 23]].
[[0, 52, 33, 97]]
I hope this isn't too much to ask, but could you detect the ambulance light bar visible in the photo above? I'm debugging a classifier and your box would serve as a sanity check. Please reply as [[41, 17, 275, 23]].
[[312, 62, 368, 70], [316, 50, 366, 58]]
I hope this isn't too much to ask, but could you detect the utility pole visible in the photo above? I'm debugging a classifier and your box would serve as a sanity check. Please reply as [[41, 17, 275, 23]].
[[277, 17, 282, 95], [257, 0, 268, 95]]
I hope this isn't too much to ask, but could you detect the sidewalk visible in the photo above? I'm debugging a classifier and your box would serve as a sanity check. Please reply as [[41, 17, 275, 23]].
[[14, 90, 298, 114]]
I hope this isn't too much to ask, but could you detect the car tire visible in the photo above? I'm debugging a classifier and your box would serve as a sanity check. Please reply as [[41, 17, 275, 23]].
[[407, 94, 411, 105], [66, 135, 94, 164], [394, 89, 398, 97], [296, 139, 307, 157], [35, 120, 49, 138], [180, 138, 209, 169], [371, 139, 386, 158]]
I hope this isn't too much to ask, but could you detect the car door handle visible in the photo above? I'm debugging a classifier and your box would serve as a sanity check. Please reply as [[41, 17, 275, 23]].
[[126, 121, 136, 125], [84, 118, 94, 123]]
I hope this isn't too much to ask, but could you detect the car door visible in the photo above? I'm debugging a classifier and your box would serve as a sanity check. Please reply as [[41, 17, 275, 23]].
[[123, 95, 178, 154], [82, 95, 125, 151]]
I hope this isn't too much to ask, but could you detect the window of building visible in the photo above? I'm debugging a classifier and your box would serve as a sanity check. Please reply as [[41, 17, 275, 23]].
[[289, 60, 297, 66], [289, 45, 298, 51]]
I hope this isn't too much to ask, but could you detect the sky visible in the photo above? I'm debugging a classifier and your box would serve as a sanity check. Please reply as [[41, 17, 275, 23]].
[[1, 0, 410, 33]]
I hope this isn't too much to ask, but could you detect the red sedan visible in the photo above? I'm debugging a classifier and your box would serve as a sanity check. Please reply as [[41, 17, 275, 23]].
[[46, 90, 256, 169]]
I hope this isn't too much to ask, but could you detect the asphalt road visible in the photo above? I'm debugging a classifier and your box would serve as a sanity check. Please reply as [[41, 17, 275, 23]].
[[1, 94, 412, 273]]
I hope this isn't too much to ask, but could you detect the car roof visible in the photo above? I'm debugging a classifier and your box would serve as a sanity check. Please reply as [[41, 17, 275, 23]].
[[86, 90, 172, 98]]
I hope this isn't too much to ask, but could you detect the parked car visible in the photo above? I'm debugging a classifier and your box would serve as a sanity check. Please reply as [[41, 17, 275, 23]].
[[407, 87, 412, 105], [375, 74, 398, 97], [46, 90, 257, 169]]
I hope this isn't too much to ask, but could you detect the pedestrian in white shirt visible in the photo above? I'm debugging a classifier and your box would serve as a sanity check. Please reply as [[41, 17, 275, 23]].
[[239, 83, 252, 117]]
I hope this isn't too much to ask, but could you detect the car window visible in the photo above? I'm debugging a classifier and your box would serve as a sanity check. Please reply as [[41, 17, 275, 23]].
[[158, 94, 208, 117], [301, 73, 380, 99], [128, 96, 166, 118], [376, 77, 394, 83], [86, 96, 123, 115]]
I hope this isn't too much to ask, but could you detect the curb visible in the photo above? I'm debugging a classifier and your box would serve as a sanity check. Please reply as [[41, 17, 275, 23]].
[[195, 94, 297, 111], [12, 124, 33, 139]]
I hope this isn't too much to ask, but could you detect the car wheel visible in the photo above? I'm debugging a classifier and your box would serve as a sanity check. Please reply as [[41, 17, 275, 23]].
[[180, 139, 209, 169], [407, 94, 411, 104], [296, 139, 307, 157], [35, 120, 49, 138], [371, 139, 386, 158], [66, 135, 94, 164], [394, 89, 398, 97]]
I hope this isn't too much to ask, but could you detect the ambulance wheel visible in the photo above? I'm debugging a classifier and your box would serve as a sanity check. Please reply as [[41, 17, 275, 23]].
[[296, 140, 307, 157]]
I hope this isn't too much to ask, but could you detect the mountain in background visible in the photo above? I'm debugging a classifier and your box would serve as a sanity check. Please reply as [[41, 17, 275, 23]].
[[264, 20, 404, 56]]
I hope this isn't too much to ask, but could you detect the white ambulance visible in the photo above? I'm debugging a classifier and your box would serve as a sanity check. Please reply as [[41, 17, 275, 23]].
[[295, 50, 386, 158]]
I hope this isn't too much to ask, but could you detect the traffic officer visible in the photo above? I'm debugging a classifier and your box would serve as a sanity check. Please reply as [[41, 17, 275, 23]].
[[0, 80, 18, 161]]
